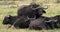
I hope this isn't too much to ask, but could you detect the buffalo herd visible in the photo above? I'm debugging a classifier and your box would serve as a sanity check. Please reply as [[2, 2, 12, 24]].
[[2, 3, 60, 30]]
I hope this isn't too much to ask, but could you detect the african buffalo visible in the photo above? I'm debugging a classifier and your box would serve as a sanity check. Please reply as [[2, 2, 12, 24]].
[[2, 15, 19, 25], [2, 15, 31, 29], [29, 18, 47, 30], [17, 3, 47, 19], [13, 16, 36, 29], [45, 17, 57, 29], [13, 16, 30, 29], [3, 14, 59, 29], [37, 16, 58, 29], [50, 15, 60, 28], [44, 15, 60, 29], [53, 15, 60, 23]]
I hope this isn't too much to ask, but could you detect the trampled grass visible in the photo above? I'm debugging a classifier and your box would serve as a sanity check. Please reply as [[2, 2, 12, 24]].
[[0, 1, 60, 32]]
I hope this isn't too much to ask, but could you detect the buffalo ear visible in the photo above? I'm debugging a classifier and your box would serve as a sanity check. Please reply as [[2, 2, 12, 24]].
[[5, 15, 12, 19], [43, 11, 46, 13]]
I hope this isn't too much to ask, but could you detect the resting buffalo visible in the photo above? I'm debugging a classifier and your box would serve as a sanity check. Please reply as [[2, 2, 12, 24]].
[[51, 15, 60, 28], [13, 16, 30, 29], [45, 15, 60, 29], [2, 15, 19, 25], [17, 3, 47, 19], [29, 18, 47, 30], [2, 15, 31, 29], [53, 15, 60, 23], [37, 16, 58, 29], [45, 17, 57, 29], [14, 16, 37, 29]]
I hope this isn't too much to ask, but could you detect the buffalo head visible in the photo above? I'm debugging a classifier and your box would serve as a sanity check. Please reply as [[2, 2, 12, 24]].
[[2, 15, 12, 24], [30, 4, 48, 16], [2, 15, 18, 25]]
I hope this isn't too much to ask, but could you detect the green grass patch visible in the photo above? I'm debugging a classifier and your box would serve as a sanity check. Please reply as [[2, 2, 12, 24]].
[[0, 1, 60, 32]]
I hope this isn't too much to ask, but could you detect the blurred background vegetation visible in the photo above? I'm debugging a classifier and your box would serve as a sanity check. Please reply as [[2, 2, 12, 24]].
[[0, 0, 60, 32], [0, 0, 60, 16]]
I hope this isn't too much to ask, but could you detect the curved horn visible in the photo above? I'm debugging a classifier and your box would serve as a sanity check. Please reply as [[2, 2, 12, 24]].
[[31, 6, 40, 10], [31, 6, 48, 10], [45, 20, 52, 22], [54, 20, 57, 22], [41, 5, 48, 9], [45, 19, 57, 22], [27, 16, 30, 20]]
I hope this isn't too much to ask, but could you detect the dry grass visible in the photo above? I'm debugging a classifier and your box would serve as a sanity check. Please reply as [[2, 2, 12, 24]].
[[0, 1, 60, 32]]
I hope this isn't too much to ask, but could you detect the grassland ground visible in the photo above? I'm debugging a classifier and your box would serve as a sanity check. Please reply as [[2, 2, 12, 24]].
[[0, 1, 60, 32]]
